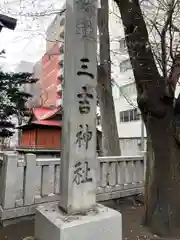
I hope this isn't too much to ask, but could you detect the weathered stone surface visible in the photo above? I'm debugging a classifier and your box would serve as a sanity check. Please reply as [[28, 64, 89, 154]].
[[60, 0, 98, 214], [35, 202, 122, 240]]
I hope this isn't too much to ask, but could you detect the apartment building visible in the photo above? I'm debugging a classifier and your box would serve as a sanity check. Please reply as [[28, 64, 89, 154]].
[[109, 0, 171, 155], [109, 1, 151, 155], [40, 6, 65, 108]]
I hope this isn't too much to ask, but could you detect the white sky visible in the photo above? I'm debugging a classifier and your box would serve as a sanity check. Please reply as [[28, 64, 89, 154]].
[[0, 0, 64, 71]]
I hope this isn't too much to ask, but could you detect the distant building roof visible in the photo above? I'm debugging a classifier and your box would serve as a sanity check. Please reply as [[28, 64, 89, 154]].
[[32, 107, 61, 120], [18, 106, 62, 129], [18, 121, 61, 129]]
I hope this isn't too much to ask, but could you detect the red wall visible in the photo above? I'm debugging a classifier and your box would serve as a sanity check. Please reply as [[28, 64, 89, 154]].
[[21, 129, 36, 147], [41, 43, 61, 107], [21, 128, 61, 149]]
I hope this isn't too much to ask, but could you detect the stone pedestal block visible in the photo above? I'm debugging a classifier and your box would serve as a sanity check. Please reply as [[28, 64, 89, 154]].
[[35, 203, 122, 240]]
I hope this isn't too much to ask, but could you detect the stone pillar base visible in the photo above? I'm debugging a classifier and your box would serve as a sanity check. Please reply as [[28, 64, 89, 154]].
[[35, 202, 122, 240]]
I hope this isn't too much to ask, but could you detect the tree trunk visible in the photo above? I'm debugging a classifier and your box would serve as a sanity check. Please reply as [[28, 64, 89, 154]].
[[143, 102, 180, 237], [97, 0, 121, 156], [114, 0, 180, 236]]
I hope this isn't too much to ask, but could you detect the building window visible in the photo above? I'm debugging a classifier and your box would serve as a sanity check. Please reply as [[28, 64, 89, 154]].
[[60, 30, 64, 39], [134, 108, 140, 120], [96, 115, 101, 126], [120, 112, 124, 122], [119, 108, 140, 122], [59, 45, 64, 54], [60, 18, 65, 26], [129, 110, 134, 121], [120, 59, 132, 73], [59, 60, 64, 67], [119, 38, 126, 51], [121, 83, 136, 96], [58, 74, 64, 82], [123, 110, 129, 122]]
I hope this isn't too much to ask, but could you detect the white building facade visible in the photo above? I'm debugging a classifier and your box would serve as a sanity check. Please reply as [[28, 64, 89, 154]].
[[109, 0, 176, 155], [109, 1, 147, 155]]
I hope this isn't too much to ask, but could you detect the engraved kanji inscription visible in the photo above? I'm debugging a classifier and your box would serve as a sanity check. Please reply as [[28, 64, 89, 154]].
[[76, 0, 96, 14], [77, 58, 94, 79], [77, 86, 93, 114], [76, 124, 92, 149], [76, 19, 93, 38], [73, 161, 92, 185]]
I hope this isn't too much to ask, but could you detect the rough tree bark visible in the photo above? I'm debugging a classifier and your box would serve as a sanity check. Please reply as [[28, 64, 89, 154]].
[[97, 0, 121, 156], [114, 0, 180, 237]]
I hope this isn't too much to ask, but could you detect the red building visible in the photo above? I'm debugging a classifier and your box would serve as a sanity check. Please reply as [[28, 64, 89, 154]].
[[39, 12, 65, 108], [19, 107, 62, 149], [41, 43, 61, 107], [19, 107, 102, 152]]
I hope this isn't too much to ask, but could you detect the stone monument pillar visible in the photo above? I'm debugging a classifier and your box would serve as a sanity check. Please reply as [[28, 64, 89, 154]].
[[35, 1, 122, 239], [59, 0, 97, 214]]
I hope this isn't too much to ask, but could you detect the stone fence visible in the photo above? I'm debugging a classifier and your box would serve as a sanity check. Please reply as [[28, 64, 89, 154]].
[[0, 152, 146, 225]]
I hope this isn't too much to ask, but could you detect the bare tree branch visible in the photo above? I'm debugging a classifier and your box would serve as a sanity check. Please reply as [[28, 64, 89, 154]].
[[161, 0, 176, 78], [169, 53, 180, 89]]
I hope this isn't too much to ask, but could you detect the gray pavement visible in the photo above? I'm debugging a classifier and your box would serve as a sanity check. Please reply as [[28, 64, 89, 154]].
[[0, 220, 34, 240]]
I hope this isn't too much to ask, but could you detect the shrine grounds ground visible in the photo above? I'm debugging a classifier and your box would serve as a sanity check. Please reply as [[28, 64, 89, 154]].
[[0, 197, 178, 240]]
